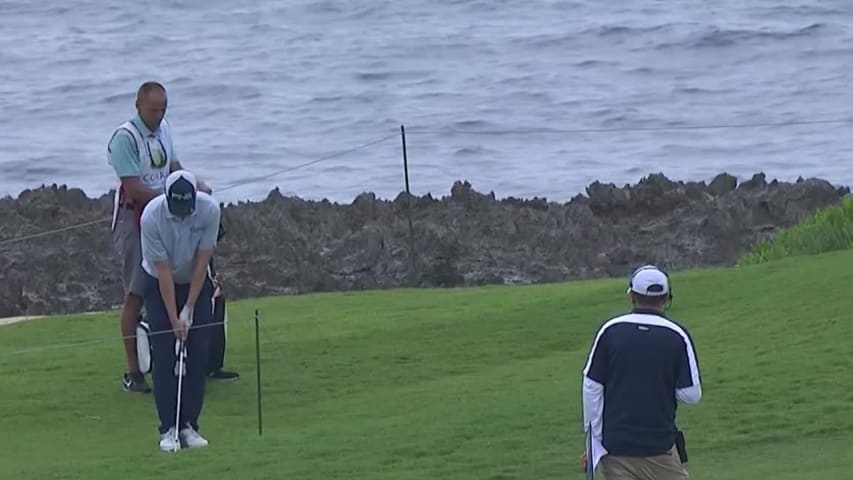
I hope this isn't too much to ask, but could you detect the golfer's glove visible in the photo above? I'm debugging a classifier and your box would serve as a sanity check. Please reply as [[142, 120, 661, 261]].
[[179, 304, 194, 328]]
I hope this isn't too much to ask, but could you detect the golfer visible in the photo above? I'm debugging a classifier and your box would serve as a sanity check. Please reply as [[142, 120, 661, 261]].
[[140, 169, 220, 451], [108, 80, 212, 394], [580, 265, 702, 479]]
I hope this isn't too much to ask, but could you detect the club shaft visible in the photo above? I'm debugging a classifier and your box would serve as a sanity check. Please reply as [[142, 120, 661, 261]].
[[175, 342, 185, 451]]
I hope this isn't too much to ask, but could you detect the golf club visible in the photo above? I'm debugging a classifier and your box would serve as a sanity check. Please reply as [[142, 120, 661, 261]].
[[174, 339, 187, 452]]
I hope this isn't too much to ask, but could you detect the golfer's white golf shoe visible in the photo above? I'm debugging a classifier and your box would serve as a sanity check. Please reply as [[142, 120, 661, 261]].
[[179, 426, 209, 448], [159, 427, 180, 452]]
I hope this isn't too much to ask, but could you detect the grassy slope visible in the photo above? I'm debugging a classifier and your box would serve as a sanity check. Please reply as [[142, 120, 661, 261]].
[[741, 195, 853, 265], [2, 250, 853, 479]]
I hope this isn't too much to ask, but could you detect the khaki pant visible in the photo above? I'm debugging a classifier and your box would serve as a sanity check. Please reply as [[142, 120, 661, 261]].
[[599, 445, 689, 480], [112, 207, 146, 298]]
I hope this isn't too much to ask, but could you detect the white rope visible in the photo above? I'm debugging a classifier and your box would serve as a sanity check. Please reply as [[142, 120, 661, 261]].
[[0, 132, 401, 249], [0, 319, 232, 359]]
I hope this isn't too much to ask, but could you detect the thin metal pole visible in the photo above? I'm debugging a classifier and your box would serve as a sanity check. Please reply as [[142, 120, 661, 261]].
[[400, 125, 416, 276], [255, 308, 263, 436]]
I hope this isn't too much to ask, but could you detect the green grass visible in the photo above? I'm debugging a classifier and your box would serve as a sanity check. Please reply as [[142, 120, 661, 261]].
[[740, 195, 853, 265], [3, 250, 853, 479]]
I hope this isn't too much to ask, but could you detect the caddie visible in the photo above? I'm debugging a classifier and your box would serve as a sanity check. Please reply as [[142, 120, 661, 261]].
[[107, 80, 211, 393], [140, 169, 219, 451]]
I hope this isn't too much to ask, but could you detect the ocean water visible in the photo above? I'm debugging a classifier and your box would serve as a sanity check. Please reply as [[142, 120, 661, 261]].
[[1, 0, 852, 204]]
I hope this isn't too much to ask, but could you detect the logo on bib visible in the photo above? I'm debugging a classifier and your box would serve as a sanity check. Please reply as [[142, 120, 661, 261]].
[[142, 171, 169, 192], [148, 138, 167, 169]]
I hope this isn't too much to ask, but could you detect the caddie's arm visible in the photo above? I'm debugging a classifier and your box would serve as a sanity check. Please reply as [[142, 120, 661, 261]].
[[675, 335, 702, 405], [184, 200, 221, 311], [141, 211, 183, 339], [582, 329, 609, 437], [170, 159, 213, 194], [109, 132, 160, 207]]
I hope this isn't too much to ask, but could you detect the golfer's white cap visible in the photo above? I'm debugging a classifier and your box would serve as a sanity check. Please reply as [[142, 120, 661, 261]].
[[627, 265, 670, 296]]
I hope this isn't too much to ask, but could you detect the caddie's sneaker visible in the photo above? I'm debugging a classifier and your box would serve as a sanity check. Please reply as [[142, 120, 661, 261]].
[[180, 426, 209, 448], [123, 371, 151, 394], [160, 427, 180, 452]]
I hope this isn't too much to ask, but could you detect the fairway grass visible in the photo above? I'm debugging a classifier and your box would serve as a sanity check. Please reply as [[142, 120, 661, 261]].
[[2, 250, 853, 479]]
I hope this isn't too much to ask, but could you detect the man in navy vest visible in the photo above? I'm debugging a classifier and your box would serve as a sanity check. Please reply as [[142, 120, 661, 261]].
[[580, 265, 702, 479]]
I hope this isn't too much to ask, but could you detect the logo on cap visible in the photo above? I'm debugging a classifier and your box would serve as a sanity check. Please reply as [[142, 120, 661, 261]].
[[165, 171, 197, 216], [170, 191, 193, 201]]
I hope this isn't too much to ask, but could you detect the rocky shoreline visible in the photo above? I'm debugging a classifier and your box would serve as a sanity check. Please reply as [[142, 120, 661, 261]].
[[0, 172, 849, 318]]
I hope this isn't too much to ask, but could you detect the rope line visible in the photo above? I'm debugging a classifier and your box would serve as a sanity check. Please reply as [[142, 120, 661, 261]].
[[1, 118, 850, 248], [0, 132, 400, 249], [215, 132, 399, 193], [0, 217, 111, 248], [0, 318, 233, 359], [0, 116, 851, 356]]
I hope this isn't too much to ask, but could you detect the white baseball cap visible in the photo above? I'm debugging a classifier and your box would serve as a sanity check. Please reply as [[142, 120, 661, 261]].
[[627, 265, 670, 297]]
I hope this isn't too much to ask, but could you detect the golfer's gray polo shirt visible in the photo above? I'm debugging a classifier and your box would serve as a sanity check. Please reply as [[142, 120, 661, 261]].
[[140, 192, 221, 285]]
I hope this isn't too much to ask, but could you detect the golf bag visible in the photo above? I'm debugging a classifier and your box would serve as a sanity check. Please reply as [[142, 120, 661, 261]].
[[136, 315, 153, 374], [208, 212, 229, 374], [207, 257, 228, 375]]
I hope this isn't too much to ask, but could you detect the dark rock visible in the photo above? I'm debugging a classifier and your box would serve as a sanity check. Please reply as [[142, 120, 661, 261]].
[[586, 181, 629, 216], [738, 172, 767, 191], [708, 173, 738, 195], [450, 180, 496, 210], [0, 172, 849, 317]]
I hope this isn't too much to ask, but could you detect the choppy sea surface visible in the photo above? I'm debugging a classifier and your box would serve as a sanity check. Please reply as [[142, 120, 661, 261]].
[[1, 0, 852, 204]]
